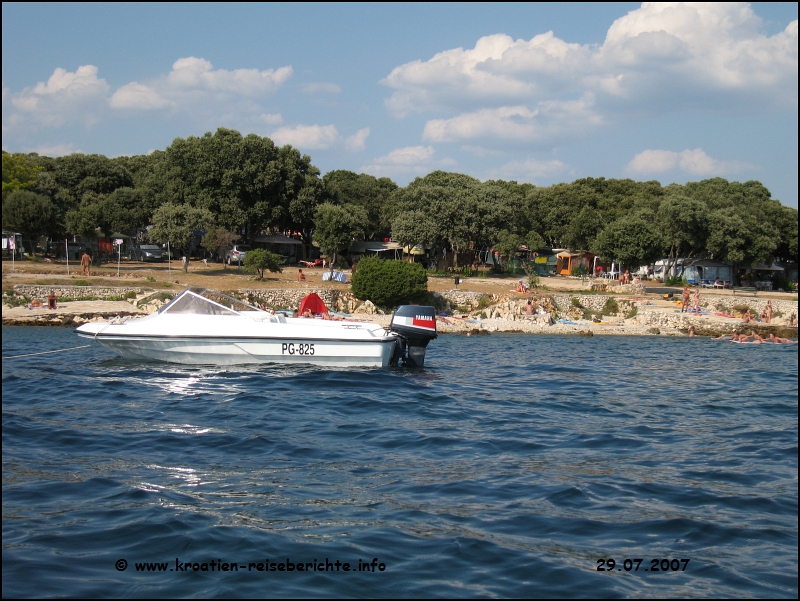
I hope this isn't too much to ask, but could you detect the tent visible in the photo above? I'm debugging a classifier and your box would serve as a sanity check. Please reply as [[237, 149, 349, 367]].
[[299, 293, 328, 316]]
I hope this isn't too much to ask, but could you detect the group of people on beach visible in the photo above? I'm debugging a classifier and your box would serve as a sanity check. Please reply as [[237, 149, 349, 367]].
[[681, 286, 702, 313], [741, 300, 774, 324]]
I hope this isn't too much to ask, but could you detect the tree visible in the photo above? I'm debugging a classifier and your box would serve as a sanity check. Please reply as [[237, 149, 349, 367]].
[[243, 248, 283, 280], [706, 208, 777, 267], [201, 228, 240, 266], [656, 195, 709, 279], [2, 152, 43, 201], [591, 214, 663, 268], [65, 202, 104, 240], [148, 203, 214, 252], [100, 187, 147, 234], [324, 170, 398, 239], [313, 203, 366, 274], [2, 190, 57, 255]]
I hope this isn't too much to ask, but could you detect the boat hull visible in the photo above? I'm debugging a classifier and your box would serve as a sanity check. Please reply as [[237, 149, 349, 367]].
[[78, 331, 397, 367]]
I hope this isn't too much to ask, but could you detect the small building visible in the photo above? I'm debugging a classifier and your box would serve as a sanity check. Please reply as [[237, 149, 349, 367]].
[[253, 234, 304, 264], [682, 259, 732, 285], [556, 251, 595, 276]]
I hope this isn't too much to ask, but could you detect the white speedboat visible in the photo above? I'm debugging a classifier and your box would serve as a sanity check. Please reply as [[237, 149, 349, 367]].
[[75, 287, 437, 367]]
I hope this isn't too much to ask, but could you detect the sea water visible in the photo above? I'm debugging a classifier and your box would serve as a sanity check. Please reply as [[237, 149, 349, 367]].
[[2, 326, 797, 598]]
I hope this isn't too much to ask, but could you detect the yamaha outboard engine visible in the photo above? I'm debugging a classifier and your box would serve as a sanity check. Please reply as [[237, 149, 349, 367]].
[[389, 305, 437, 367]]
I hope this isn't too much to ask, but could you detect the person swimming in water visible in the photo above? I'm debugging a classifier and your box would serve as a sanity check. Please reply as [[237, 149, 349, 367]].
[[769, 333, 798, 344]]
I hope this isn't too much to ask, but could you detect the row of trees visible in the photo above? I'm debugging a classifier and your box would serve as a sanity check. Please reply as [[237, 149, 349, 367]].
[[3, 128, 798, 269]]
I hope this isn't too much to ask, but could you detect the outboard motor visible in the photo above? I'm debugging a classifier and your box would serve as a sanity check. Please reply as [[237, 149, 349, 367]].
[[389, 305, 438, 367]]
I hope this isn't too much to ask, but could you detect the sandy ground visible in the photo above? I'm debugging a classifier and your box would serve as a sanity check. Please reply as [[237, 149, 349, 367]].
[[3, 259, 797, 337], [2, 257, 793, 299]]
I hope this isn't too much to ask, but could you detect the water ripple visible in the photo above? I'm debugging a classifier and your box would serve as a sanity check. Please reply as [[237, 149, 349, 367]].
[[2, 327, 797, 598]]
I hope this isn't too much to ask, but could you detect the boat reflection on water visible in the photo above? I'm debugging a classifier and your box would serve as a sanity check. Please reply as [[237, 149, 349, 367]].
[[75, 287, 437, 367]]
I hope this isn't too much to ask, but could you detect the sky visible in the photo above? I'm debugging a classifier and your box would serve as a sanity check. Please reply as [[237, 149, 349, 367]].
[[2, 2, 797, 207]]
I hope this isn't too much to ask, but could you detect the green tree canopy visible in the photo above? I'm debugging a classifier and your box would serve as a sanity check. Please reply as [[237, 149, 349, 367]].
[[323, 170, 398, 240], [2, 190, 57, 254], [2, 152, 43, 201], [591, 213, 663, 267], [148, 203, 214, 252], [313, 202, 366, 270]]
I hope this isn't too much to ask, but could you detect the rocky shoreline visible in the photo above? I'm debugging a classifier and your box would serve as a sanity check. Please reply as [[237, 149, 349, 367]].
[[2, 284, 797, 339]]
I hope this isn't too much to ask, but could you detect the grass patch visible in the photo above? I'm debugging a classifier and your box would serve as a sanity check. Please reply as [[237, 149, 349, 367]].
[[626, 306, 638, 319], [2, 291, 29, 307], [582, 308, 601, 320], [73, 280, 91, 286], [146, 276, 156, 282], [105, 292, 137, 301]]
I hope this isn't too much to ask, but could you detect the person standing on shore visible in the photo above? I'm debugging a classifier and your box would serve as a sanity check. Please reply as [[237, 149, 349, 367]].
[[80, 251, 91, 276], [681, 286, 690, 312], [182, 255, 189, 273], [692, 288, 700, 313], [766, 300, 773, 324]]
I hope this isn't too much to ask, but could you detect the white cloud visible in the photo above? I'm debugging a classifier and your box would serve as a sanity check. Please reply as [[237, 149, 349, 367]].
[[164, 57, 292, 97], [5, 65, 109, 129], [109, 57, 292, 111], [492, 158, 569, 181], [110, 82, 171, 110], [345, 128, 370, 152], [4, 58, 293, 135], [627, 148, 755, 176], [423, 97, 602, 145], [360, 145, 454, 177], [257, 113, 283, 125], [27, 143, 82, 157], [271, 124, 339, 149], [301, 82, 342, 94], [383, 3, 797, 144]]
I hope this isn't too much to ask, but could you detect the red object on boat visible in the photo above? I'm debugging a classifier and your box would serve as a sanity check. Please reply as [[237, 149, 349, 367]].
[[299, 293, 328, 316]]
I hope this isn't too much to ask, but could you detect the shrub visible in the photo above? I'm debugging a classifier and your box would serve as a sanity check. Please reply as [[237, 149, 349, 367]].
[[665, 275, 688, 286], [74, 280, 90, 286], [602, 298, 619, 315], [626, 306, 638, 319], [244, 249, 283, 280], [528, 271, 540, 289], [350, 256, 428, 309], [571, 297, 583, 308], [571, 264, 588, 278]]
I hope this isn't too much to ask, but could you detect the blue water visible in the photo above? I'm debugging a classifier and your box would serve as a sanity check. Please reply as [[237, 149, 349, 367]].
[[2, 326, 797, 598]]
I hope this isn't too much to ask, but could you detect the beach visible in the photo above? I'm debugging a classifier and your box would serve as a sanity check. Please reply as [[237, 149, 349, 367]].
[[2, 260, 797, 339]]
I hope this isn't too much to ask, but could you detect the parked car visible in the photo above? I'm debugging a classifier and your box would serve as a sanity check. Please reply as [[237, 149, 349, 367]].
[[132, 244, 166, 262], [225, 244, 251, 265]]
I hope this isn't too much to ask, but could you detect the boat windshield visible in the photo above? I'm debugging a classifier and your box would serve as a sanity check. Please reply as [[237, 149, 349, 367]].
[[159, 287, 261, 316]]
